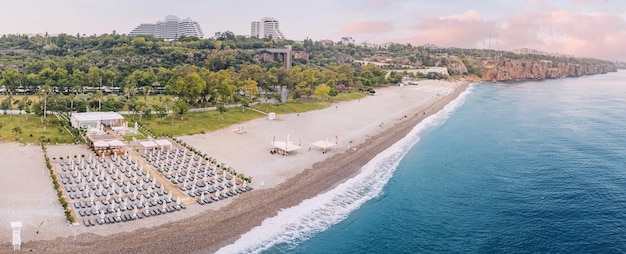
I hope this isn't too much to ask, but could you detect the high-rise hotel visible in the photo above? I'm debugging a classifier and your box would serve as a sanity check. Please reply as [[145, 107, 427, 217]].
[[130, 15, 204, 40], [251, 17, 285, 40]]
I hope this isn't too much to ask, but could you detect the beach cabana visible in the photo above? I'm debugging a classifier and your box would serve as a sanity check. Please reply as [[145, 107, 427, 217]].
[[140, 140, 158, 152], [311, 140, 336, 153], [93, 141, 109, 154], [107, 140, 125, 153], [272, 141, 301, 155], [154, 139, 173, 150]]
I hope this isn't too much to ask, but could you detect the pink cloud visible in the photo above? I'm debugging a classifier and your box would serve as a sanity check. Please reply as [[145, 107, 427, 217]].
[[398, 10, 496, 49], [342, 20, 394, 35], [396, 8, 626, 60]]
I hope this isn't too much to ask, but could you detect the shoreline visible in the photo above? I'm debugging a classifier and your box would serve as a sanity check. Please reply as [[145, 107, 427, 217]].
[[9, 82, 469, 253]]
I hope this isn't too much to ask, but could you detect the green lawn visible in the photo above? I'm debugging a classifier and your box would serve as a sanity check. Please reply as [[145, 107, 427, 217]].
[[0, 114, 74, 144], [140, 92, 369, 137], [139, 109, 264, 137], [333, 92, 368, 102], [0, 91, 368, 142], [252, 92, 368, 114]]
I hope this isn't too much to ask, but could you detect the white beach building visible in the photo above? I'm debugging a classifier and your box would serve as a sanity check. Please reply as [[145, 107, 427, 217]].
[[70, 112, 125, 129]]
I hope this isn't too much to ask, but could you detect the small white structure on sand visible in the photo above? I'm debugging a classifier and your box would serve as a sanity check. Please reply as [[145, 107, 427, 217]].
[[11, 221, 22, 251], [271, 140, 301, 155], [311, 140, 336, 153], [268, 112, 276, 120]]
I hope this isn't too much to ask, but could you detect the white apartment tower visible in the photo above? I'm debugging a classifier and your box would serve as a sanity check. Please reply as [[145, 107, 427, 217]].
[[251, 17, 285, 40], [130, 15, 204, 40]]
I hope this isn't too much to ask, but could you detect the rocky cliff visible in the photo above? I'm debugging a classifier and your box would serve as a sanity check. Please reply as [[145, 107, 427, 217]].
[[476, 58, 617, 82]]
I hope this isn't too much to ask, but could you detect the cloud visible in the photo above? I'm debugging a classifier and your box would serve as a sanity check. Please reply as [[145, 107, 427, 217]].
[[398, 10, 496, 49], [396, 7, 626, 60], [341, 20, 394, 35]]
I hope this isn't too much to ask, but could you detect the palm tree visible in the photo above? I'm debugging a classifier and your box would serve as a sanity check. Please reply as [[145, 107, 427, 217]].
[[39, 85, 52, 117], [37, 85, 52, 133], [142, 85, 153, 106], [91, 91, 104, 111], [17, 96, 32, 120], [4, 94, 13, 118], [124, 85, 137, 100], [67, 93, 76, 115], [162, 96, 174, 125]]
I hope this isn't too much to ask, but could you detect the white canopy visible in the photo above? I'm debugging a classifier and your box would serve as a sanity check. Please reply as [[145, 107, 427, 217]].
[[140, 140, 158, 149], [311, 140, 336, 150], [272, 141, 301, 152], [108, 140, 125, 147], [93, 141, 109, 148], [154, 139, 173, 148]]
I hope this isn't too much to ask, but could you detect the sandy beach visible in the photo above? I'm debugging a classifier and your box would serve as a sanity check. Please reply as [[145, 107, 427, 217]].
[[0, 80, 468, 253]]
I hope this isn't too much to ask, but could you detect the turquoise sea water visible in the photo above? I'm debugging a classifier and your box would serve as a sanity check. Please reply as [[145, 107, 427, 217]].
[[218, 70, 626, 253]]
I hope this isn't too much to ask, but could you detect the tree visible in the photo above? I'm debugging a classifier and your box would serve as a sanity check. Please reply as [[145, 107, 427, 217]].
[[91, 91, 104, 111], [153, 105, 167, 119], [71, 69, 86, 89], [67, 93, 76, 114], [142, 85, 153, 105], [173, 100, 189, 120], [167, 65, 206, 103], [217, 105, 227, 119], [1, 68, 21, 119], [315, 84, 331, 101], [240, 100, 249, 112], [39, 84, 52, 133], [161, 96, 174, 125], [241, 78, 259, 98], [127, 97, 146, 122], [239, 64, 271, 90], [123, 84, 137, 99], [212, 69, 237, 104], [17, 96, 32, 120], [86, 66, 102, 89]]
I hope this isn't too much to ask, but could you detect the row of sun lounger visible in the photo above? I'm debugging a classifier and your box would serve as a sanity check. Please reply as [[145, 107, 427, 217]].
[[82, 203, 187, 227]]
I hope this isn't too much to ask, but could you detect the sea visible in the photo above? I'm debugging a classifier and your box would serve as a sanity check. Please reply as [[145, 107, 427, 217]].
[[217, 70, 626, 253]]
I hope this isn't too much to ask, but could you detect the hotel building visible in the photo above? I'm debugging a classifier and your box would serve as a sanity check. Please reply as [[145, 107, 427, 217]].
[[251, 17, 285, 40], [130, 15, 204, 40]]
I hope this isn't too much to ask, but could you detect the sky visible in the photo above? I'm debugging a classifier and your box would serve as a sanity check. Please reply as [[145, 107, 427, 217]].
[[2, 0, 625, 61]]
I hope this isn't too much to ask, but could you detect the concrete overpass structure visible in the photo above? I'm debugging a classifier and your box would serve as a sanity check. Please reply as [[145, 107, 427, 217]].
[[262, 45, 292, 69]]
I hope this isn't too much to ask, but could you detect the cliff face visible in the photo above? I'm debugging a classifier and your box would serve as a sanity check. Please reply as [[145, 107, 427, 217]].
[[477, 58, 617, 82]]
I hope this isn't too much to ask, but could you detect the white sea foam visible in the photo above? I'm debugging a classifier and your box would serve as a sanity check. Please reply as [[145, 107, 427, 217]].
[[216, 84, 475, 254]]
